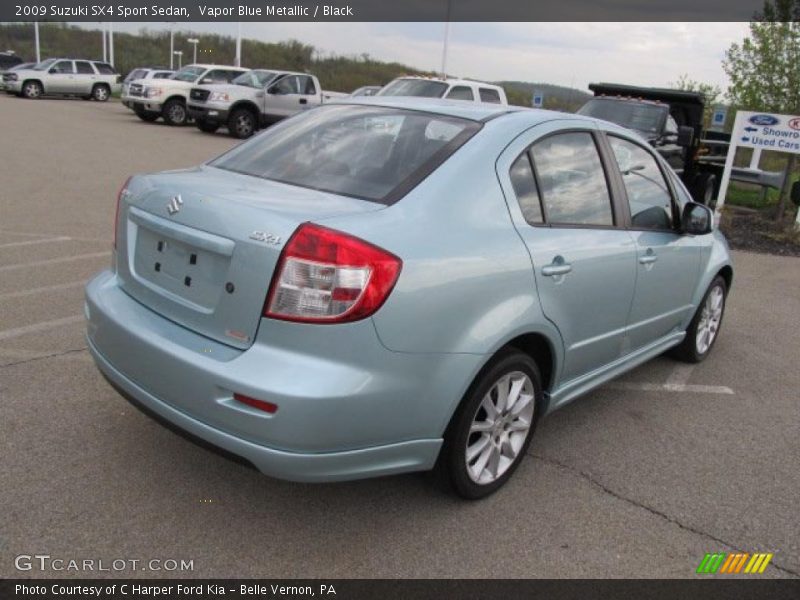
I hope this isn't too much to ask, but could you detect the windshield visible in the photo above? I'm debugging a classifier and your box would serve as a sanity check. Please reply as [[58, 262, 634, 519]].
[[211, 105, 480, 204], [33, 58, 57, 71], [170, 66, 205, 82], [379, 78, 448, 98], [125, 69, 147, 82], [578, 98, 667, 136], [233, 70, 277, 88]]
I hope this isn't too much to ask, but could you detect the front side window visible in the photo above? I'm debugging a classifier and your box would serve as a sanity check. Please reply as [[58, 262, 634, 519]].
[[529, 132, 614, 226], [50, 61, 73, 74], [479, 88, 502, 103], [446, 86, 474, 101], [211, 105, 479, 204], [75, 61, 95, 74], [233, 70, 276, 88], [271, 75, 301, 95], [608, 136, 675, 230], [509, 153, 543, 224]]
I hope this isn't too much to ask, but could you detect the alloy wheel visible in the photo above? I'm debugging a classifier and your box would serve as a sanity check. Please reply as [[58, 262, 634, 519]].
[[696, 285, 724, 354], [465, 371, 535, 485]]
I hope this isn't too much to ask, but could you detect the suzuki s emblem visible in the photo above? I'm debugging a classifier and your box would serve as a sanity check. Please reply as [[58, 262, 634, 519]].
[[167, 195, 184, 216]]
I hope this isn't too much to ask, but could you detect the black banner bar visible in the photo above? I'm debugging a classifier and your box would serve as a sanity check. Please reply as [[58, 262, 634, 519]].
[[3, 579, 800, 600], [2, 0, 768, 23]]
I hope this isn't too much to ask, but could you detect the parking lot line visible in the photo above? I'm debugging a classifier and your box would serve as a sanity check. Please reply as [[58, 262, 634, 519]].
[[0, 280, 86, 300], [0, 251, 108, 272], [0, 314, 84, 341], [0, 236, 72, 249]]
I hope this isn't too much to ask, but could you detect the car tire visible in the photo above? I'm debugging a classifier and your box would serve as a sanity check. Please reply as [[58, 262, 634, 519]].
[[22, 80, 42, 99], [435, 348, 542, 499], [162, 99, 187, 126], [196, 120, 220, 134], [670, 275, 727, 363], [228, 108, 257, 139], [91, 84, 111, 102]]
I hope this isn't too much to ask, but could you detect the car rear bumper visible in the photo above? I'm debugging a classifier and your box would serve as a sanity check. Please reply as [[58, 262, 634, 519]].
[[84, 270, 478, 482]]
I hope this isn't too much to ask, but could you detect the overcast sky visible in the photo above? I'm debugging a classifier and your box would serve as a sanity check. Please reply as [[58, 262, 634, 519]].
[[79, 22, 750, 93]]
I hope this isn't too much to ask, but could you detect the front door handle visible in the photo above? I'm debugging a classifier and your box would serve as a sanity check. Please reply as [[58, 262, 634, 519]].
[[639, 249, 658, 265], [542, 261, 572, 277]]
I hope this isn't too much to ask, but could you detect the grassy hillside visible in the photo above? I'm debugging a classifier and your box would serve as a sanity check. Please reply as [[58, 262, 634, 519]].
[[0, 23, 587, 108]]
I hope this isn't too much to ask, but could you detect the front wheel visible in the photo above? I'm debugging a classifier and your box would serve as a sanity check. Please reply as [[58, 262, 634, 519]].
[[228, 108, 257, 139], [670, 276, 727, 363], [162, 99, 187, 126], [22, 81, 42, 99], [436, 349, 542, 499]]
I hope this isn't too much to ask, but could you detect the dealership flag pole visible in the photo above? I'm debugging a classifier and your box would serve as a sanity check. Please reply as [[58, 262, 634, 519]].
[[101, 23, 106, 63], [169, 25, 174, 69], [34, 21, 40, 63], [440, 0, 452, 77]]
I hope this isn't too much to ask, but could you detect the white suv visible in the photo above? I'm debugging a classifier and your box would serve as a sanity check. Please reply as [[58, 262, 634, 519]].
[[121, 67, 174, 108], [123, 63, 248, 126], [377, 77, 508, 105], [4, 58, 120, 101]]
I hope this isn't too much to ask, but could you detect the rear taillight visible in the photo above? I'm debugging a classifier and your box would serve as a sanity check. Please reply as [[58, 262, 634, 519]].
[[265, 223, 402, 323], [113, 176, 132, 250]]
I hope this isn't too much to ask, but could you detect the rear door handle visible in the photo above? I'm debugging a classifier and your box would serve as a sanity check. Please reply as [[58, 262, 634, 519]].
[[299, 98, 308, 104], [542, 263, 572, 277], [639, 249, 658, 265]]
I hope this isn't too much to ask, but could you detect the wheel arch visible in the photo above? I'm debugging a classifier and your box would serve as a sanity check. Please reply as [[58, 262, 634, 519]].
[[229, 100, 260, 118], [22, 78, 44, 92]]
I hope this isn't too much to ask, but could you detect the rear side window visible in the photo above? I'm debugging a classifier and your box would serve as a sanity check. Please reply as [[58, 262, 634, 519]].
[[479, 88, 502, 103], [272, 75, 301, 94], [75, 61, 95, 74], [529, 132, 614, 226], [211, 105, 480, 204], [298, 75, 317, 95], [94, 63, 115, 74], [608, 136, 675, 230], [509, 153, 543, 224], [446, 86, 475, 101]]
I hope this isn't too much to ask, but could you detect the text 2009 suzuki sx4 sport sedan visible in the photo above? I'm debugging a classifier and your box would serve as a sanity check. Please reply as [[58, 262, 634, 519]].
[[86, 98, 732, 498]]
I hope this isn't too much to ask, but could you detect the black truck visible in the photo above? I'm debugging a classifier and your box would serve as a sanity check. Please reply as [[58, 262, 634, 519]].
[[578, 83, 726, 206]]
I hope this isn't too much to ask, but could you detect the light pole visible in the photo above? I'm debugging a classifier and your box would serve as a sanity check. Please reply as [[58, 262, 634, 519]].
[[173, 50, 183, 69], [34, 21, 40, 63], [108, 21, 114, 66], [187, 38, 199, 64], [440, 0, 452, 78], [169, 23, 175, 69], [235, 22, 242, 67], [101, 22, 106, 62]]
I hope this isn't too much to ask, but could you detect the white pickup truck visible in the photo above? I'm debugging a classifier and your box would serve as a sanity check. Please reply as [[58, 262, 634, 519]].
[[187, 70, 336, 138], [123, 63, 249, 126]]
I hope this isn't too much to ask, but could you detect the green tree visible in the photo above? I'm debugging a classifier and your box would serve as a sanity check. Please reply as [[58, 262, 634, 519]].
[[670, 74, 723, 129], [723, 0, 800, 220]]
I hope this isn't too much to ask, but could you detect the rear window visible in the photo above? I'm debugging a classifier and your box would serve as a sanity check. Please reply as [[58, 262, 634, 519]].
[[379, 78, 448, 98], [94, 62, 116, 74], [479, 88, 502, 104], [211, 105, 480, 204]]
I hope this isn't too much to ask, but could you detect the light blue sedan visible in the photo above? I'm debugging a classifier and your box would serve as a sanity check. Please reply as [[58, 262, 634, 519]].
[[85, 98, 732, 498]]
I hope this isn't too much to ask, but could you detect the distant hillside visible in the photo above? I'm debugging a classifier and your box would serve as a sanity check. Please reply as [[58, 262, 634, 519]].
[[499, 81, 591, 112], [0, 23, 588, 106]]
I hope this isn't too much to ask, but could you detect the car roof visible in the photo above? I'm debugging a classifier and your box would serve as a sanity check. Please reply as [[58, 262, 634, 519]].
[[334, 96, 532, 122], [186, 64, 248, 70], [391, 76, 503, 90]]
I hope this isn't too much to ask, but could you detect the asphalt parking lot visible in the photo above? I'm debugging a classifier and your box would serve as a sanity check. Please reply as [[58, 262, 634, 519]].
[[1, 95, 799, 579]]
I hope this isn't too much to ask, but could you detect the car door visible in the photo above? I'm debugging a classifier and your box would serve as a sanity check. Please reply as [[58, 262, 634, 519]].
[[266, 75, 306, 117], [46, 60, 74, 94], [604, 133, 702, 350], [497, 121, 638, 384], [73, 60, 96, 94]]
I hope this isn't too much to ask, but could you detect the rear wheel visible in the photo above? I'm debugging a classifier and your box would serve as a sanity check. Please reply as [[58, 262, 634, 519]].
[[162, 99, 187, 126], [670, 275, 727, 363], [196, 120, 220, 133], [436, 349, 542, 499], [92, 83, 110, 102], [228, 108, 257, 139], [22, 80, 42, 99]]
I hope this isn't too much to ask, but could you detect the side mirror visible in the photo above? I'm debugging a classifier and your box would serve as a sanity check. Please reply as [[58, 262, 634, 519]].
[[791, 180, 800, 207], [267, 85, 281, 95], [682, 202, 713, 235], [49, 68, 58, 74], [677, 126, 694, 148], [200, 77, 213, 84]]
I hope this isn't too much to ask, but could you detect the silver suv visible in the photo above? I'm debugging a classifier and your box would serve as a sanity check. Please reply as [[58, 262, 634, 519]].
[[121, 67, 174, 108], [4, 58, 120, 101]]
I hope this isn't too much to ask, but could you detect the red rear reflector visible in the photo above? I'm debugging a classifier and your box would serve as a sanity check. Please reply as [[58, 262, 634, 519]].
[[234, 393, 278, 414]]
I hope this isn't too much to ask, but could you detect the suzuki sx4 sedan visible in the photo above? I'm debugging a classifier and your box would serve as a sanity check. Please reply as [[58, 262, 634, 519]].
[[86, 98, 732, 498]]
